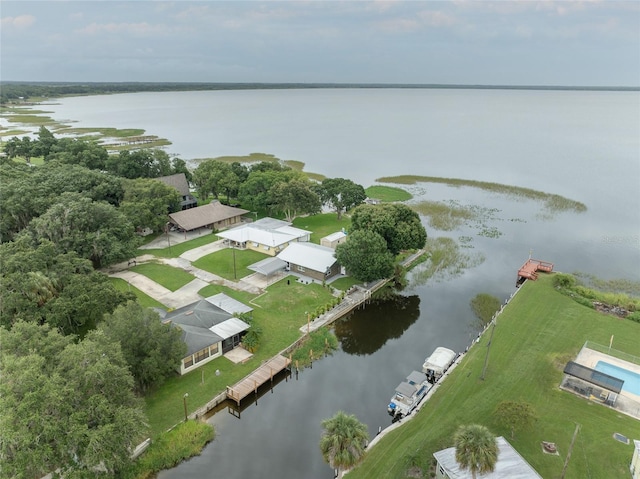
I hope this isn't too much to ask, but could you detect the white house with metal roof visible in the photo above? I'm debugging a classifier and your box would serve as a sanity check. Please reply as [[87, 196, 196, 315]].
[[276, 242, 340, 282], [433, 436, 542, 479], [216, 217, 311, 256]]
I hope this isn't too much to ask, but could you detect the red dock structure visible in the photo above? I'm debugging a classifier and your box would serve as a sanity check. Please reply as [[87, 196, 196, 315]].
[[517, 258, 554, 282]]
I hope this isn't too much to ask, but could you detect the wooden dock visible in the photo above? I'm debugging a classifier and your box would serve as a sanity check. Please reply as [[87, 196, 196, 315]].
[[226, 354, 291, 406], [517, 258, 554, 281]]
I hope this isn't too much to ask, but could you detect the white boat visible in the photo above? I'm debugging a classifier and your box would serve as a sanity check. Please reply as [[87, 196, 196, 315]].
[[422, 347, 456, 383], [387, 370, 431, 418]]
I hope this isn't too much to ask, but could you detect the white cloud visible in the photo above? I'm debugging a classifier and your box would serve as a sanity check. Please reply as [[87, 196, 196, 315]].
[[1, 14, 36, 29], [76, 22, 167, 36]]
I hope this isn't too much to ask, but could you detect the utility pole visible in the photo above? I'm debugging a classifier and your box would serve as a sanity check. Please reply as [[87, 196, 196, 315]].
[[560, 423, 581, 479], [480, 316, 497, 380]]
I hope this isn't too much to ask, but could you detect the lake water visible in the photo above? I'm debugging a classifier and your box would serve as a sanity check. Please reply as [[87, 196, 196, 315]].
[[42, 88, 640, 478]]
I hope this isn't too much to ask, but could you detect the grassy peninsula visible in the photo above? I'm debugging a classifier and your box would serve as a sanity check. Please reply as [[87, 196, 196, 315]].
[[376, 175, 587, 214], [346, 274, 640, 479]]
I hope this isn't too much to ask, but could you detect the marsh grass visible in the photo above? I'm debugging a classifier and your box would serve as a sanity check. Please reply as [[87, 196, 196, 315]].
[[411, 200, 503, 239], [192, 152, 280, 164], [365, 185, 413, 202], [0, 129, 30, 137], [57, 127, 145, 137], [411, 237, 485, 284], [291, 329, 339, 368], [377, 175, 587, 214], [123, 420, 215, 479], [6, 114, 57, 125]]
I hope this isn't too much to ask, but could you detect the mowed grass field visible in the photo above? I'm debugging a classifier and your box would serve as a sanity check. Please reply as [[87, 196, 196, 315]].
[[144, 275, 334, 436], [347, 274, 640, 479]]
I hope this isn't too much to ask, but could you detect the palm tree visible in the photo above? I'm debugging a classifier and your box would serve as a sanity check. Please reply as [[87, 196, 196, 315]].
[[454, 424, 498, 479], [320, 411, 369, 476]]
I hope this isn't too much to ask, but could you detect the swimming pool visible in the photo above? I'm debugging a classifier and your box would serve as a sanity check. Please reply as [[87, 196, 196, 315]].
[[595, 361, 640, 397]]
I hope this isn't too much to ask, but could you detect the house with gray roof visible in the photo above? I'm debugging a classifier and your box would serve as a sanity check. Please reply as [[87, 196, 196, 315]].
[[161, 294, 252, 375], [433, 436, 542, 479], [276, 242, 340, 282], [156, 173, 198, 210]]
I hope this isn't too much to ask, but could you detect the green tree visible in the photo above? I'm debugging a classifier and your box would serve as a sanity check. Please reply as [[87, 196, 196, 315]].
[[193, 159, 241, 202], [453, 424, 498, 479], [98, 301, 186, 393], [269, 178, 321, 221], [0, 238, 133, 333], [335, 229, 395, 283], [47, 137, 109, 170], [0, 321, 147, 478], [120, 177, 181, 233], [350, 203, 427, 255], [29, 192, 138, 268], [316, 177, 367, 220], [33, 126, 58, 158], [319, 411, 369, 476], [237, 168, 298, 212], [494, 401, 537, 439]]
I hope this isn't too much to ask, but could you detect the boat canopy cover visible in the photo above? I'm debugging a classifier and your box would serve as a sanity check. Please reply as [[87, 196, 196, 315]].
[[423, 347, 456, 372], [395, 381, 417, 397], [406, 370, 427, 384]]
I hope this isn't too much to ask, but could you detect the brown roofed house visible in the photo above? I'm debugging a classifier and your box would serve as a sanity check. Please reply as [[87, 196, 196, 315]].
[[156, 173, 198, 210], [169, 200, 249, 232]]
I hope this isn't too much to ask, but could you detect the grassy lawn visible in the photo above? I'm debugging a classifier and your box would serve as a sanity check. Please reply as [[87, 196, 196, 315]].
[[346, 274, 640, 479], [365, 185, 413, 202], [129, 263, 195, 292], [109, 277, 167, 309], [144, 275, 334, 436], [330, 276, 361, 291], [137, 232, 219, 258], [293, 213, 351, 243], [192, 248, 267, 280], [198, 284, 258, 306]]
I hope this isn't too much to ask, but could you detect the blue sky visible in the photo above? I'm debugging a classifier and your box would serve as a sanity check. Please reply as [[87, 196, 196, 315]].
[[2, 1, 639, 86]]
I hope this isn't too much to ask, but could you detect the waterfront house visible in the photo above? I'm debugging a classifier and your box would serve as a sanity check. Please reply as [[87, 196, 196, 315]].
[[276, 242, 340, 282], [160, 295, 252, 375], [433, 436, 542, 479], [216, 217, 311, 256], [156, 173, 198, 210], [168, 200, 249, 233]]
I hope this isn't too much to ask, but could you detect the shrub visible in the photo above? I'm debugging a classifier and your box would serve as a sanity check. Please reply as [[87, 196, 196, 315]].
[[553, 273, 576, 289]]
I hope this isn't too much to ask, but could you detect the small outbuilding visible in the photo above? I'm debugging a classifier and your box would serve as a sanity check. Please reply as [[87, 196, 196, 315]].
[[320, 231, 347, 249], [276, 242, 340, 282], [433, 436, 542, 479], [631, 439, 640, 479]]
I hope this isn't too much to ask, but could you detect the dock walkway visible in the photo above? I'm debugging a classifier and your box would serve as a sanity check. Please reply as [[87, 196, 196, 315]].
[[226, 355, 291, 405]]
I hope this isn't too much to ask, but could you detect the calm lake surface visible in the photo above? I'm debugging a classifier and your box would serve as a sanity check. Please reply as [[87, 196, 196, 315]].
[[44, 89, 640, 478]]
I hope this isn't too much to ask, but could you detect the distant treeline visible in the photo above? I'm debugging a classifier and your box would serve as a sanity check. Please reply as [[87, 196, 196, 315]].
[[2, 81, 638, 103]]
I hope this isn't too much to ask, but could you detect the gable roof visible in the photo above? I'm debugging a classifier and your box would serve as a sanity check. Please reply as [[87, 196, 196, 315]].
[[216, 218, 311, 248], [277, 242, 338, 273], [248, 256, 288, 276], [205, 293, 253, 315], [169, 201, 249, 231], [156, 173, 190, 196], [322, 231, 347, 242], [433, 436, 542, 479]]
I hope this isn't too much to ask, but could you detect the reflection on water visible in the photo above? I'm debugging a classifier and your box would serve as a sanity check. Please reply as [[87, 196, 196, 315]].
[[335, 295, 420, 356]]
